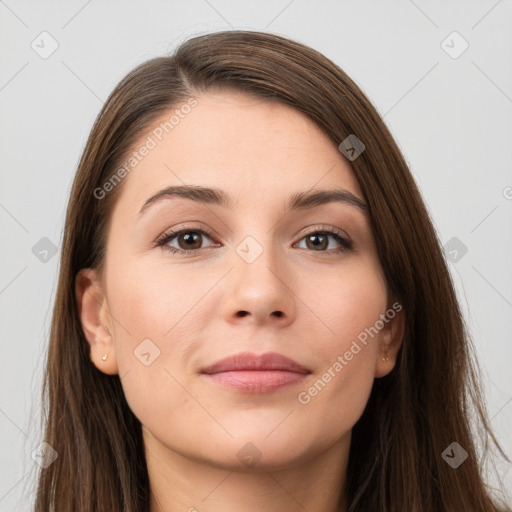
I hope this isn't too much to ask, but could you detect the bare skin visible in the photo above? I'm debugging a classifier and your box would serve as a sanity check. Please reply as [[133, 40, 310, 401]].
[[76, 91, 404, 512]]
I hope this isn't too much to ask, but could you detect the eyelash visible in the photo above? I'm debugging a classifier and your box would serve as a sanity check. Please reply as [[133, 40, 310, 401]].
[[154, 224, 353, 256], [154, 225, 353, 257]]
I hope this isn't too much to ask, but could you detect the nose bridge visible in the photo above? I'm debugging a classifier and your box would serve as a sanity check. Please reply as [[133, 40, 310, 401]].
[[223, 230, 295, 324], [234, 231, 287, 294]]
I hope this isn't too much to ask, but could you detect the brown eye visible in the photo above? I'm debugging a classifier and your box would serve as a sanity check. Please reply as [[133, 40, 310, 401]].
[[155, 225, 352, 257], [305, 233, 329, 251], [176, 231, 203, 250], [156, 228, 217, 254], [296, 230, 352, 253]]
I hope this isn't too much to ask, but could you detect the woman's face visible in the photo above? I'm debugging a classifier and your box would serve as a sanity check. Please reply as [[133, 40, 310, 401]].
[[79, 90, 403, 471]]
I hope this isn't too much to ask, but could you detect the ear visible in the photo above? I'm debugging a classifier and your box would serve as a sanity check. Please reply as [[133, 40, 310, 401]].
[[374, 302, 405, 378], [75, 268, 118, 375]]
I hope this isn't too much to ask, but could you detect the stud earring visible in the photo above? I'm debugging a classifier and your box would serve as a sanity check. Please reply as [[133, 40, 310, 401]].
[[382, 354, 389, 362], [102, 353, 108, 361]]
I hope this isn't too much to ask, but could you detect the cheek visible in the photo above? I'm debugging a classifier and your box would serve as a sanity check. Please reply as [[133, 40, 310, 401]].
[[293, 262, 386, 429], [296, 352, 376, 446], [305, 259, 388, 351], [104, 258, 213, 414], [108, 257, 208, 344]]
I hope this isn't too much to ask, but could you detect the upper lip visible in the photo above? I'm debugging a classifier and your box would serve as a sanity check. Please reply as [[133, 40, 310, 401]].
[[201, 352, 311, 375]]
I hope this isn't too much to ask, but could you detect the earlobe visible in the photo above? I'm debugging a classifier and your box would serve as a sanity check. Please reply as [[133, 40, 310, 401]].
[[75, 268, 118, 375], [374, 307, 405, 378]]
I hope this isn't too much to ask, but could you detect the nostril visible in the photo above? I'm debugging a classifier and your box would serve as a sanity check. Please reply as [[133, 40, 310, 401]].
[[235, 310, 283, 318]]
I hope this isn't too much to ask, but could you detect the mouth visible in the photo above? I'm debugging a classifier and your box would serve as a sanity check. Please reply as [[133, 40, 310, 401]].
[[200, 351, 311, 393]]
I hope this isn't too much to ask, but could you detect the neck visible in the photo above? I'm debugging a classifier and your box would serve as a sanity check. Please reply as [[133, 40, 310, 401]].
[[145, 428, 350, 512]]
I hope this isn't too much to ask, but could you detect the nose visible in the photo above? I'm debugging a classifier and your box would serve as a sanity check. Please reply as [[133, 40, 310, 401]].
[[221, 240, 296, 327]]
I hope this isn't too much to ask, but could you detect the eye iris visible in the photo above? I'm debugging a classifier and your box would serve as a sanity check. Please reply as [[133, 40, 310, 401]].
[[306, 233, 328, 250], [179, 232, 202, 250]]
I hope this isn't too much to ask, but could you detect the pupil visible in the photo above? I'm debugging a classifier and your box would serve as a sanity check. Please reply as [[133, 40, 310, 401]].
[[308, 234, 327, 250], [182, 232, 200, 248]]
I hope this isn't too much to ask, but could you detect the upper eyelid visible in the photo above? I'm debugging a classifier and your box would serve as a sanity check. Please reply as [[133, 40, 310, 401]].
[[155, 223, 215, 244]]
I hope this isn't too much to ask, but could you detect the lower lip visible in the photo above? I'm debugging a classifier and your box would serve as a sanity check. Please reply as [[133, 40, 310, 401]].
[[202, 370, 309, 393]]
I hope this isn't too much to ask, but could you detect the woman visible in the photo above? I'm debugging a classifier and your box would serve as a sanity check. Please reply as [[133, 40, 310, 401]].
[[34, 30, 509, 511]]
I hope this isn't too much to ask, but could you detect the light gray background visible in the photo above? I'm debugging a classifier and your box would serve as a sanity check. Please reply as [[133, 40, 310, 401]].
[[1, 1, 511, 510]]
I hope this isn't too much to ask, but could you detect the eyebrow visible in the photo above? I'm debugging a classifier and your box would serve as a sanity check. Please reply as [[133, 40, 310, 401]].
[[138, 185, 369, 216]]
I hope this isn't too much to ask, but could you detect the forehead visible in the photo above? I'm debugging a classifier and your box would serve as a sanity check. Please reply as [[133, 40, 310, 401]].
[[111, 90, 363, 218]]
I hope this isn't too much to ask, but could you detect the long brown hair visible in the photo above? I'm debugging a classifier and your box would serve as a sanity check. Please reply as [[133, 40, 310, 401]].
[[33, 29, 509, 511]]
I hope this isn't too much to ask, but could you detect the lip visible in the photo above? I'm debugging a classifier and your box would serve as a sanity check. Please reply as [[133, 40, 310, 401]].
[[200, 352, 311, 393]]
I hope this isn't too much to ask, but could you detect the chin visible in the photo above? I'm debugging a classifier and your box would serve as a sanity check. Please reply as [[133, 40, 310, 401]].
[[206, 429, 323, 472]]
